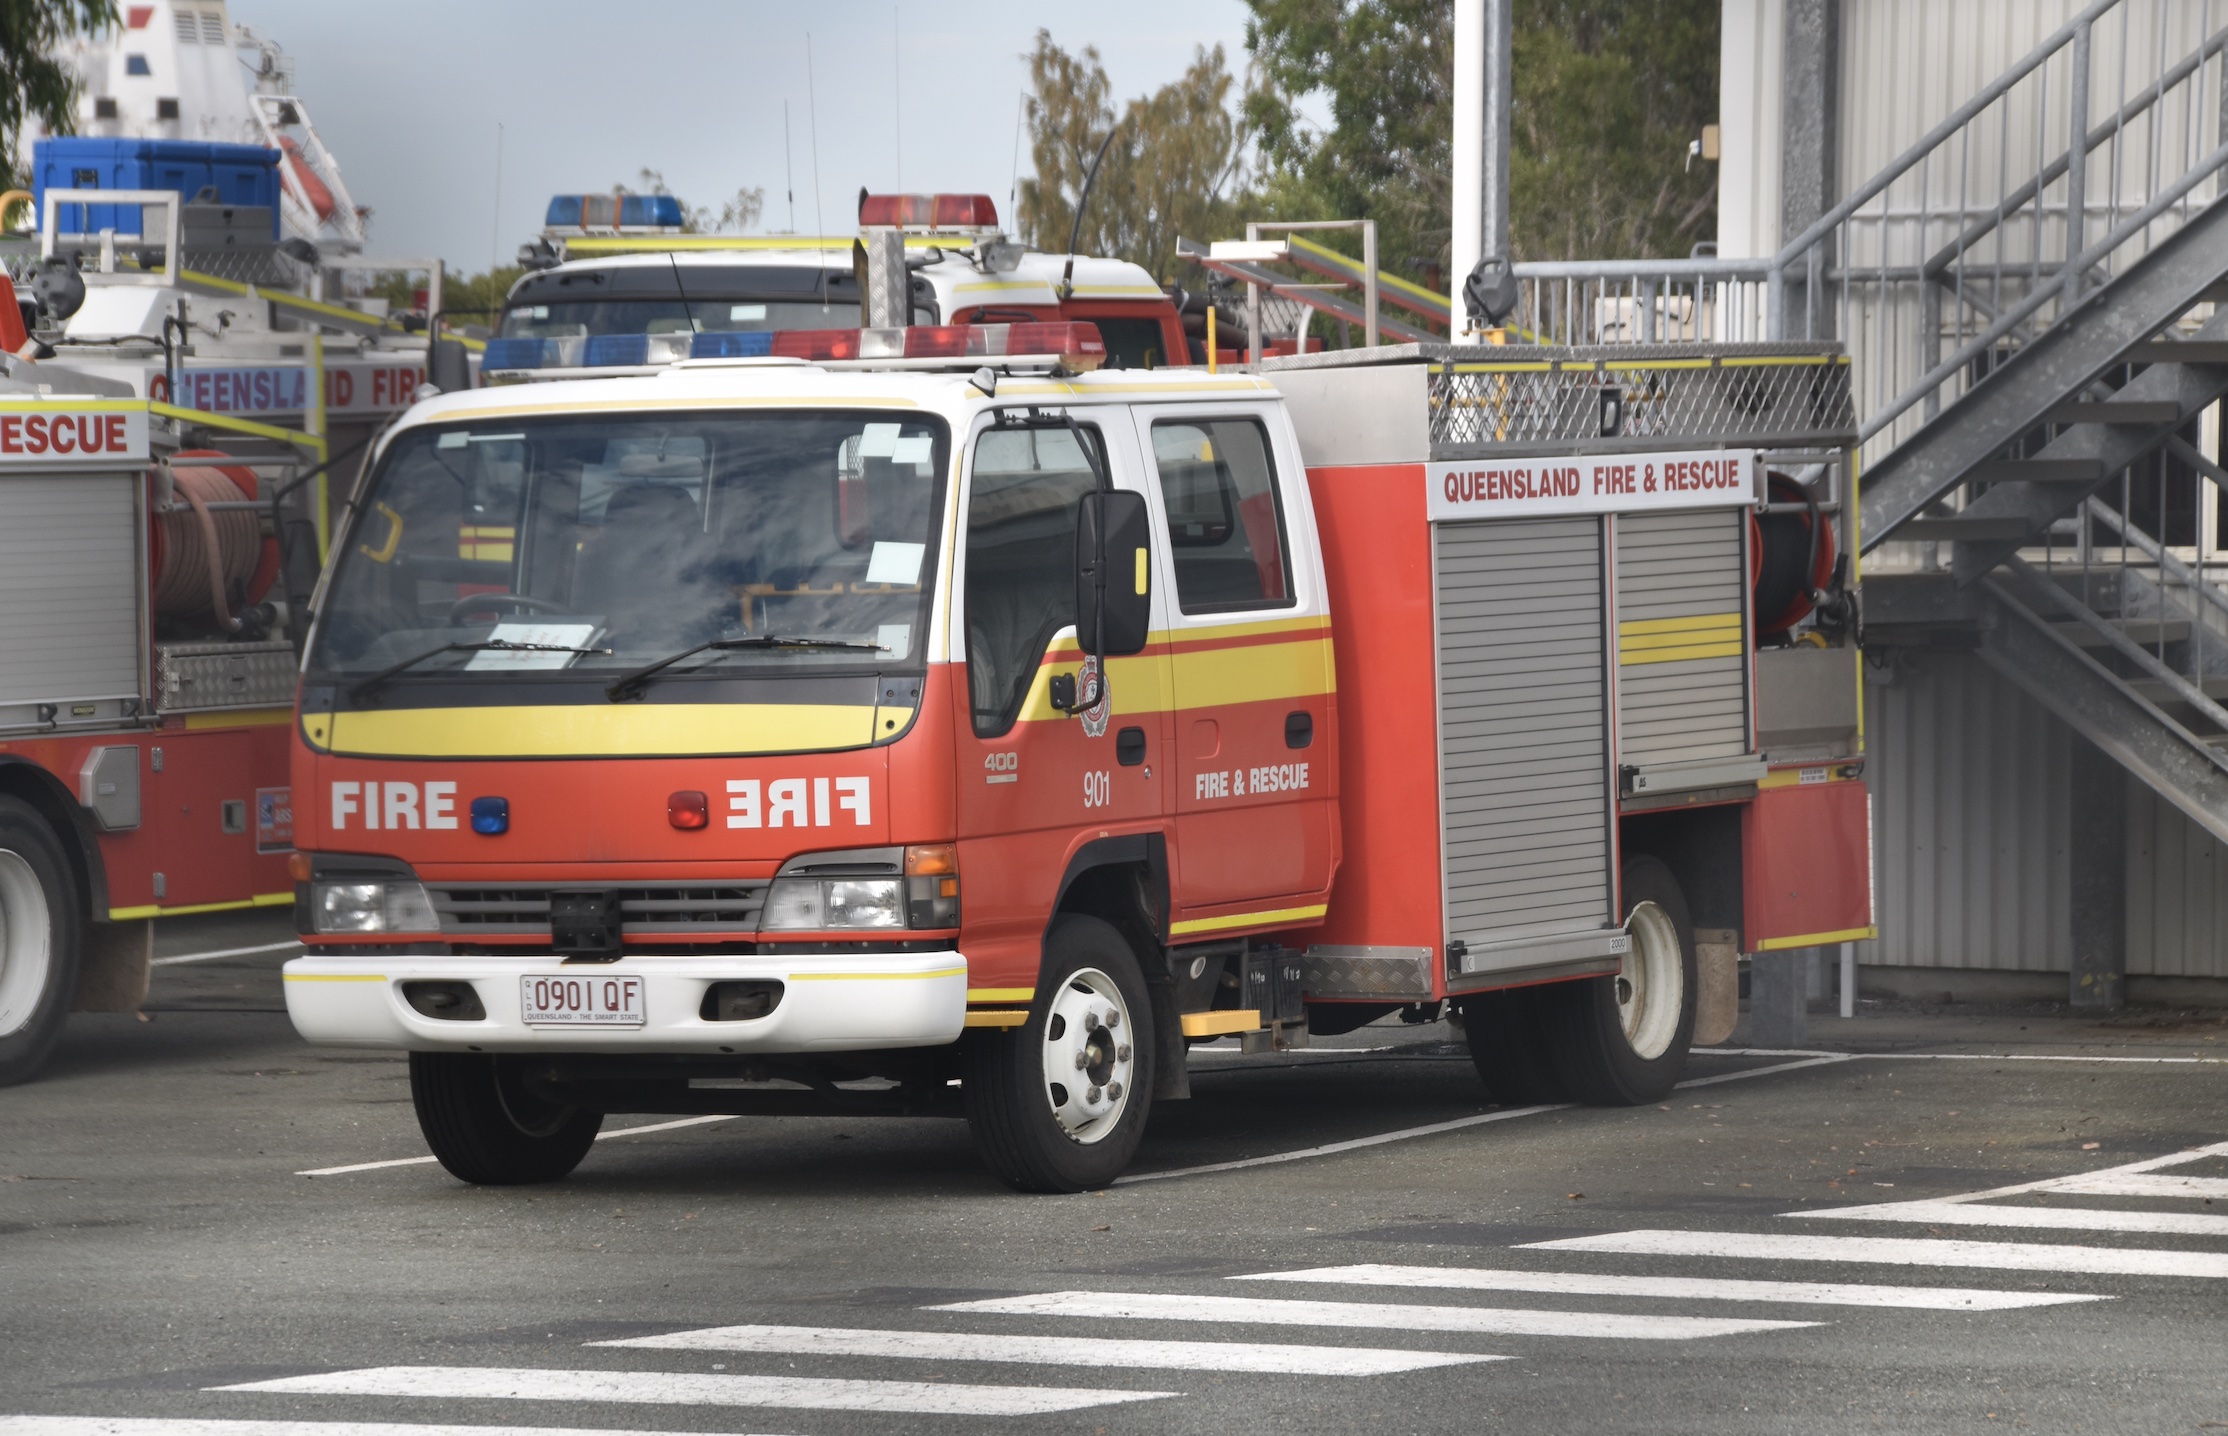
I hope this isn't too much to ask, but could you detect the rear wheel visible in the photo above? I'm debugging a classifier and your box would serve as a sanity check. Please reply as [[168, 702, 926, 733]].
[[409, 1052, 603, 1184], [0, 797, 81, 1088], [1547, 855, 1698, 1105], [964, 915, 1156, 1193], [1459, 984, 1570, 1105]]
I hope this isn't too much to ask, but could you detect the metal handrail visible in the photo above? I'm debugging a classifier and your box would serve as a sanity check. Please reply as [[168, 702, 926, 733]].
[[1765, 0, 2122, 329], [1859, 135, 2228, 442]]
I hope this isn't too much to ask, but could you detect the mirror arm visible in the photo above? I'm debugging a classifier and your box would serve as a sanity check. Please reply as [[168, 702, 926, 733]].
[[1056, 411, 1113, 716]]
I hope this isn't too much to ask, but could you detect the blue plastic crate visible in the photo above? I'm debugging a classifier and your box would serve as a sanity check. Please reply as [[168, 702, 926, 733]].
[[33, 138, 281, 240]]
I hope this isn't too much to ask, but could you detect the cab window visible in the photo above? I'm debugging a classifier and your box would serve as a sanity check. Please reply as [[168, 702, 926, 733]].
[[964, 425, 1105, 737], [1149, 418, 1293, 613]]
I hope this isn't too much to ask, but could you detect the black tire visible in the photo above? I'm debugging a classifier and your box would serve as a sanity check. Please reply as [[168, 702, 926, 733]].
[[964, 914, 1156, 1193], [409, 1052, 603, 1184], [0, 796, 82, 1088], [1546, 855, 1699, 1105], [1459, 983, 1572, 1105]]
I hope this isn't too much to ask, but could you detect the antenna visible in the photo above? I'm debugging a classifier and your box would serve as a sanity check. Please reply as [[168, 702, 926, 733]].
[[490, 121, 504, 274], [784, 100, 796, 234], [806, 33, 826, 251], [1009, 90, 1024, 225], [882, 4, 891, 190]]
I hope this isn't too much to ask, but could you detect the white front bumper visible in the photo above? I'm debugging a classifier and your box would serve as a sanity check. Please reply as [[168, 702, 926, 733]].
[[282, 950, 967, 1054]]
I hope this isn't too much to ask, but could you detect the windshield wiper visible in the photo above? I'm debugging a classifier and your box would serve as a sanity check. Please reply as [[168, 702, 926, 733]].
[[349, 640, 611, 703], [606, 634, 884, 701]]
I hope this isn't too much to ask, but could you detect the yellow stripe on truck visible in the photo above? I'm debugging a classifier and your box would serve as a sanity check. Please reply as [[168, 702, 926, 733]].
[[1619, 612, 1744, 667], [309, 703, 887, 758], [1169, 903, 1328, 937]]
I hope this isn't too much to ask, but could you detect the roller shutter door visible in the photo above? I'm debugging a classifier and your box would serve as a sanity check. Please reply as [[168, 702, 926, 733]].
[[0, 472, 141, 708], [1615, 509, 1752, 768], [1433, 516, 1616, 960]]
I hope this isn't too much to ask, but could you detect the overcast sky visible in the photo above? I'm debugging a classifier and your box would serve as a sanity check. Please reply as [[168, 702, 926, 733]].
[[224, 1, 1258, 274]]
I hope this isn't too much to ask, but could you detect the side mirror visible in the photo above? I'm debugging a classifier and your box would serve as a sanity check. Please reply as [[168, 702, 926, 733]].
[[1074, 489, 1152, 657]]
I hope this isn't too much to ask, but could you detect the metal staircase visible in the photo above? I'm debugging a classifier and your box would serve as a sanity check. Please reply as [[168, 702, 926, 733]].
[[1491, 0, 2228, 842], [1841, 3, 2228, 843]]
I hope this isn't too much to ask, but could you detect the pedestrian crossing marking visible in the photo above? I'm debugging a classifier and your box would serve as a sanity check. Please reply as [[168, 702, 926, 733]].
[[593, 1322, 1498, 1374], [212, 1366, 1171, 1417], [1526, 1229, 2228, 1278], [2048, 1172, 2228, 1200], [1789, 1199, 2228, 1237], [929, 1290, 1820, 1340], [0, 1421, 777, 1436], [1230, 1263, 2106, 1310]]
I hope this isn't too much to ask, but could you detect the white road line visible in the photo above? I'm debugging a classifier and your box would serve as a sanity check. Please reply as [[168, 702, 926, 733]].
[[1800, 1139, 2228, 1210], [0, 1420, 787, 1436], [1707, 1047, 2228, 1066], [1111, 1102, 1570, 1185], [1787, 1199, 2228, 1237], [1523, 1229, 2228, 1278], [1673, 1054, 1855, 1087], [928, 1290, 1818, 1341], [2046, 1172, 2228, 1199], [592, 1323, 1498, 1374], [151, 939, 304, 967], [1115, 1052, 1853, 1186], [213, 1366, 1171, 1417], [1229, 1263, 2106, 1311], [296, 1115, 734, 1177]]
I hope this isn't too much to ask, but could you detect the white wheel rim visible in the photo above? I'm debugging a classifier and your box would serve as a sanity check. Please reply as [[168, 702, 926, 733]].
[[1617, 901, 1683, 1061], [0, 849, 54, 1040], [1042, 967, 1136, 1144]]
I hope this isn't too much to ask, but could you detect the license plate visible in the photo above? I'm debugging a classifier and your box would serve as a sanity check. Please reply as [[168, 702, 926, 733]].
[[521, 973, 645, 1027]]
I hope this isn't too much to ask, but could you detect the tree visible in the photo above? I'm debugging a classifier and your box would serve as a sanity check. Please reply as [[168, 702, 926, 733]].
[[1019, 32, 1250, 282], [1244, 0, 1718, 278], [2, 0, 119, 203], [625, 169, 764, 234]]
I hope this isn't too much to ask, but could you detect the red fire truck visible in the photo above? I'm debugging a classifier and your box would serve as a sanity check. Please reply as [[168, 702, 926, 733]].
[[279, 325, 1870, 1191], [0, 250, 430, 1085]]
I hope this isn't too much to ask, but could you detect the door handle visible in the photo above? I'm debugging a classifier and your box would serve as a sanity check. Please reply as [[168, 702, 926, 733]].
[[1116, 726, 1147, 766], [1284, 711, 1314, 749]]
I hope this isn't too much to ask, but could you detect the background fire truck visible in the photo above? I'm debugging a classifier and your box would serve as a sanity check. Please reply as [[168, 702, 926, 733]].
[[483, 191, 1288, 381], [275, 314, 1869, 1192], [0, 184, 438, 1086]]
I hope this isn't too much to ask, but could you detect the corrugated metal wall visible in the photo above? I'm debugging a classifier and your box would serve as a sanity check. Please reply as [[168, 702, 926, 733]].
[[2127, 782, 2228, 977], [1862, 650, 2072, 970]]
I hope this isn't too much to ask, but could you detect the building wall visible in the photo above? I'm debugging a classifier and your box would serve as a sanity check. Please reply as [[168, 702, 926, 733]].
[[2127, 781, 2228, 978], [1861, 649, 2072, 971], [1718, 0, 2222, 260]]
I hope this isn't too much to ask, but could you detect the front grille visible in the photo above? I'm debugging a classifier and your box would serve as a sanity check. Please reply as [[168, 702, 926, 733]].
[[426, 882, 770, 938]]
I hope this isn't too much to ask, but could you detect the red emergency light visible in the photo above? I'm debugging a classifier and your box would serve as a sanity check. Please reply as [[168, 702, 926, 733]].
[[858, 193, 1000, 230]]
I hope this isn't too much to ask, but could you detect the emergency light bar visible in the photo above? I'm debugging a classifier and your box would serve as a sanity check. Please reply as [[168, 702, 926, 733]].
[[858, 192, 1000, 231], [481, 321, 1106, 377]]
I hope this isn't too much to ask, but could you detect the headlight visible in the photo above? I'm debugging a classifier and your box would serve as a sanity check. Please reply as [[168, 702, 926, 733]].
[[759, 844, 959, 932], [760, 877, 905, 931], [312, 879, 440, 934]]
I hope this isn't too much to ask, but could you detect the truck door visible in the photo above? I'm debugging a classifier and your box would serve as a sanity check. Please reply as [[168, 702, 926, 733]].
[[1135, 409, 1335, 923], [953, 413, 1172, 969]]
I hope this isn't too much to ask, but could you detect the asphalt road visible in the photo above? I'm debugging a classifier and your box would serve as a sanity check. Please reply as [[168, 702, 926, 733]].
[[5, 910, 2228, 1435]]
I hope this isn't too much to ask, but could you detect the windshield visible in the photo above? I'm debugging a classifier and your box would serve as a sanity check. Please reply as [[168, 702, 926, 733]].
[[308, 410, 949, 686]]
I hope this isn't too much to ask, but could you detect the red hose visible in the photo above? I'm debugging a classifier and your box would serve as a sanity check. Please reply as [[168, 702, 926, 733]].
[[152, 463, 262, 628]]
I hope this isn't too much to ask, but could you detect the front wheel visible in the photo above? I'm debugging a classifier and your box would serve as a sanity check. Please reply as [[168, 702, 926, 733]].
[[409, 1052, 603, 1184], [1546, 855, 1698, 1105], [0, 796, 82, 1088], [963, 915, 1156, 1193]]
